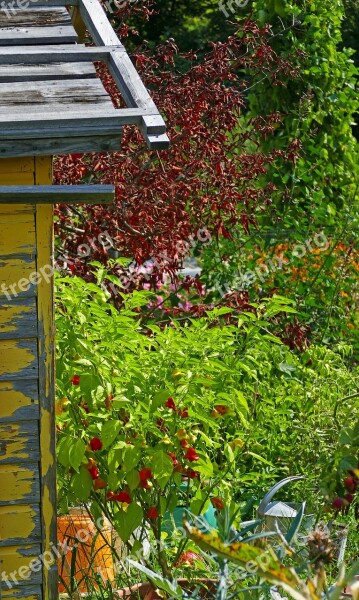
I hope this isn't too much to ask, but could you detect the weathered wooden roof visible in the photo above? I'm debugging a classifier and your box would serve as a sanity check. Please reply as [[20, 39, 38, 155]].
[[0, 0, 169, 157]]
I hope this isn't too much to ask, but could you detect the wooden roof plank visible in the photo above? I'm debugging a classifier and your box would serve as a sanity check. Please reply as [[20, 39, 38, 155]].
[[0, 106, 162, 136], [78, 0, 124, 47], [0, 78, 112, 107], [0, 61, 97, 82], [0, 27, 78, 45], [0, 7, 77, 45], [0, 134, 122, 157], [0, 44, 122, 63], [0, 184, 115, 203]]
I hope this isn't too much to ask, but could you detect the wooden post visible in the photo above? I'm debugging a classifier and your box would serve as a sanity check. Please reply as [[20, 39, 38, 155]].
[[0, 156, 57, 600]]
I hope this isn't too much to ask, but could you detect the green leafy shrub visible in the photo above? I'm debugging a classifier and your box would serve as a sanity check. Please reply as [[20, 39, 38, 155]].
[[55, 271, 358, 580]]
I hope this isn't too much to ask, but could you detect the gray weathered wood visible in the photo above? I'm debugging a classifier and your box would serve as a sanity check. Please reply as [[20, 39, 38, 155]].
[[0, 78, 112, 107], [0, 61, 96, 82], [0, 464, 40, 505], [0, 7, 78, 45], [0, 255, 37, 300], [0, 297, 37, 339], [0, 544, 42, 586], [0, 5, 74, 26], [0, 504, 41, 545], [0, 133, 121, 157], [0, 420, 40, 463], [0, 106, 155, 136], [77, 0, 167, 140], [0, 584, 42, 599], [0, 340, 38, 381], [78, 0, 124, 47], [0, 43, 123, 64], [0, 26, 77, 45], [0, 0, 78, 5], [0, 184, 114, 203], [147, 132, 172, 150], [0, 379, 39, 422]]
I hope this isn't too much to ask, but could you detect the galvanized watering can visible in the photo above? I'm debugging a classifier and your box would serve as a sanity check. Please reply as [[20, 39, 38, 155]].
[[257, 475, 313, 534]]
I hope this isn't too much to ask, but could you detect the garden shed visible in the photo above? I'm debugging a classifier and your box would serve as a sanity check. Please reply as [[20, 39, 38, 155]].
[[0, 3, 168, 599]]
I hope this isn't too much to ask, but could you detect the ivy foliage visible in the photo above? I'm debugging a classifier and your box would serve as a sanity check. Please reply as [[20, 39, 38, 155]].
[[248, 0, 359, 223]]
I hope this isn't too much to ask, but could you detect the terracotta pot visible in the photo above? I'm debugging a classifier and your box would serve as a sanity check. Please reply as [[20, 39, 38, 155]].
[[342, 575, 359, 598], [115, 578, 217, 599], [57, 509, 114, 593]]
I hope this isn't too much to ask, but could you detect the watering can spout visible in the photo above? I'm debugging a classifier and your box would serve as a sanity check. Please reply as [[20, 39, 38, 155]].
[[257, 475, 305, 518]]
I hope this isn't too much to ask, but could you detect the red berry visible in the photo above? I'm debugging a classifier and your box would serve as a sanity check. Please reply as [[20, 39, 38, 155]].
[[332, 497, 344, 510], [184, 468, 200, 480], [179, 439, 188, 448], [88, 466, 99, 480], [165, 397, 176, 410], [168, 452, 179, 466], [178, 408, 189, 418], [71, 375, 80, 385], [214, 405, 228, 415], [344, 477, 355, 491], [211, 497, 224, 510], [114, 491, 132, 504], [90, 437, 103, 451], [344, 493, 354, 504], [175, 551, 202, 566], [147, 506, 159, 520], [184, 448, 199, 462], [139, 468, 153, 482], [139, 480, 150, 489]]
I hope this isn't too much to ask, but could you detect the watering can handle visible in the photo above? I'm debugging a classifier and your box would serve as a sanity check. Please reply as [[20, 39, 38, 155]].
[[257, 476, 305, 518]]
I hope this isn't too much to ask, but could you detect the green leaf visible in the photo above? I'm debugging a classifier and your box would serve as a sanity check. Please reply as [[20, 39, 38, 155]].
[[114, 503, 143, 543], [151, 390, 171, 412], [195, 457, 213, 477], [184, 522, 304, 597], [101, 420, 122, 449], [151, 450, 174, 490], [126, 469, 140, 491], [71, 467, 93, 502], [57, 436, 73, 468], [339, 456, 357, 471], [69, 438, 86, 472], [127, 561, 183, 598], [224, 443, 235, 464], [122, 445, 141, 473]]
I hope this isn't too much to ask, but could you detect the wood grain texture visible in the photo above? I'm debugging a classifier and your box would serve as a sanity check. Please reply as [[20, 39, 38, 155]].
[[0, 211, 36, 254], [0, 61, 96, 82], [0, 584, 42, 599], [0, 504, 41, 546], [35, 156, 58, 600], [0, 184, 114, 204], [0, 7, 77, 45], [0, 133, 122, 157], [0, 43, 120, 63], [0, 339, 38, 380], [0, 256, 37, 299], [0, 297, 37, 339], [0, 158, 34, 174], [0, 544, 42, 585], [79, 0, 124, 47], [0, 79, 111, 108], [0, 420, 40, 464], [0, 464, 40, 506], [0, 380, 39, 422]]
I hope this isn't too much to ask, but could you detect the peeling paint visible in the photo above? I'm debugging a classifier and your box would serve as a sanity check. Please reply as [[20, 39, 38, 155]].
[[0, 505, 38, 541], [0, 381, 38, 420]]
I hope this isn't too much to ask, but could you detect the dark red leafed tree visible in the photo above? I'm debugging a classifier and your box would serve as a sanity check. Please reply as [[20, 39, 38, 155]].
[[54, 3, 301, 298]]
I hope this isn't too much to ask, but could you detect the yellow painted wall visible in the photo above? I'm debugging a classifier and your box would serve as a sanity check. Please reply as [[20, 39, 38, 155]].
[[0, 157, 56, 600]]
